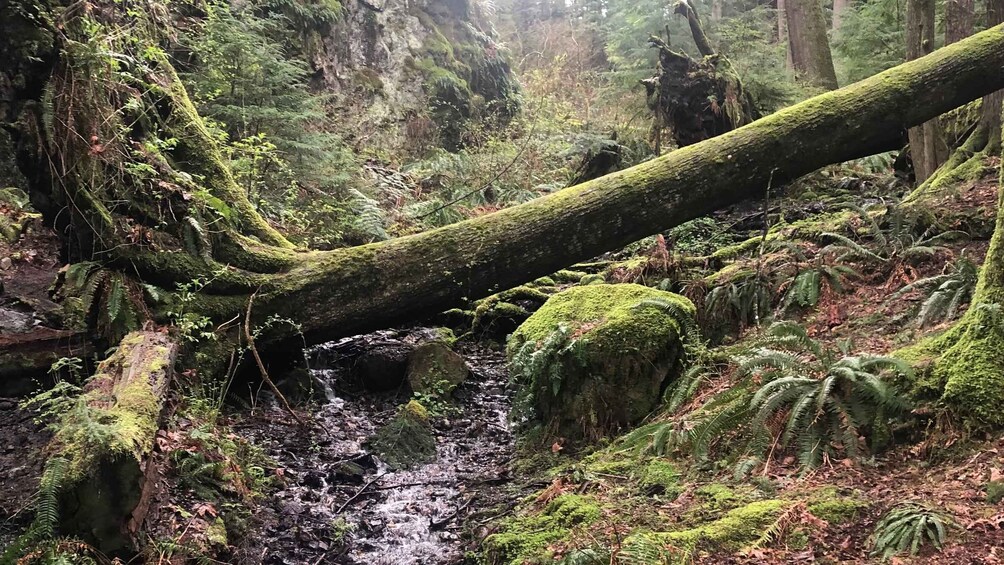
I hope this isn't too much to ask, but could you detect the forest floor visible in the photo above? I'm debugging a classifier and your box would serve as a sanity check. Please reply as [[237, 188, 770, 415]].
[[2, 169, 1004, 564]]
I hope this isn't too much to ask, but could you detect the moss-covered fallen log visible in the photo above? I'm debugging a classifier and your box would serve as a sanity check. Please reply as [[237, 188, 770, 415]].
[[242, 23, 1004, 347], [5, 3, 1004, 357], [43, 331, 177, 553]]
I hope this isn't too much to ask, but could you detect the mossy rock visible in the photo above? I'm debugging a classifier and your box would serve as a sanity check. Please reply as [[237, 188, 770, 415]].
[[368, 400, 436, 470], [481, 494, 602, 565], [623, 499, 792, 558], [639, 458, 681, 497], [406, 341, 469, 395], [507, 284, 695, 444], [803, 486, 869, 524]]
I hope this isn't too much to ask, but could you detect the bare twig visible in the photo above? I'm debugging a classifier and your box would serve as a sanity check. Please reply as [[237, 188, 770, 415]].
[[431, 496, 475, 531], [245, 292, 307, 427], [335, 473, 388, 515]]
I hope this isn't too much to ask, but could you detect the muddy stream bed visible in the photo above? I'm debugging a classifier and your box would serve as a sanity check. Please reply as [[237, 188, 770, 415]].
[[236, 329, 516, 564]]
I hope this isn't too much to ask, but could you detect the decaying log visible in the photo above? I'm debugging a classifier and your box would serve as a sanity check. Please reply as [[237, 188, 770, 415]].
[[0, 327, 94, 395], [47, 331, 177, 553]]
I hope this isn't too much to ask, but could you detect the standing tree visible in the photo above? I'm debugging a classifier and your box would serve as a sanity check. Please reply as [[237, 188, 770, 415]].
[[906, 0, 949, 182], [784, 0, 839, 88]]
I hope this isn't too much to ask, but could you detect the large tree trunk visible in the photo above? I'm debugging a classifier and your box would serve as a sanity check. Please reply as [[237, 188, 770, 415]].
[[832, 0, 851, 31], [899, 99, 1004, 429], [906, 0, 950, 182], [946, 0, 975, 43], [778, 0, 793, 69], [784, 0, 839, 89], [905, 0, 1003, 196], [4, 3, 1004, 357]]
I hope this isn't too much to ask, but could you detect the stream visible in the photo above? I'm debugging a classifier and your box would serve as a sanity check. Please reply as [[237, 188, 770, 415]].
[[237, 329, 515, 564]]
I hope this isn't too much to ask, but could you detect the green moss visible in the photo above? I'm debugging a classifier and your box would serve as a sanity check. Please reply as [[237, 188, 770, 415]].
[[533, 276, 556, 287], [551, 270, 589, 283], [368, 400, 437, 469], [481, 494, 603, 565], [406, 341, 469, 395], [507, 284, 695, 443], [623, 499, 791, 559], [986, 480, 1004, 504], [640, 459, 681, 497], [804, 487, 869, 524]]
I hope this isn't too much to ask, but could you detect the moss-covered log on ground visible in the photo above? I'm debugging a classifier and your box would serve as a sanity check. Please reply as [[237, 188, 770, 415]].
[[45, 331, 177, 553]]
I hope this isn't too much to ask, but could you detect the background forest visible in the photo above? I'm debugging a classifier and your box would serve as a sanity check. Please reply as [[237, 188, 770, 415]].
[[1, 0, 1004, 563]]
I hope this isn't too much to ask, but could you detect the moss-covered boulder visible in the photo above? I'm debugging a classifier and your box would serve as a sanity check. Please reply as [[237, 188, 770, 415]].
[[406, 341, 469, 395], [507, 284, 696, 443], [368, 400, 436, 470]]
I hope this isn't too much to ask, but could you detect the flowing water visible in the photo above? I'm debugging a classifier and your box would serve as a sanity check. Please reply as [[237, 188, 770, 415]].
[[239, 330, 514, 565]]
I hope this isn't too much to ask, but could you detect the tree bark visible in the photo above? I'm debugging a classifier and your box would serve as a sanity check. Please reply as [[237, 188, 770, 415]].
[[5, 3, 1004, 355], [906, 0, 950, 182], [945, 0, 975, 43], [778, 0, 794, 69], [785, 0, 839, 89], [832, 0, 851, 31]]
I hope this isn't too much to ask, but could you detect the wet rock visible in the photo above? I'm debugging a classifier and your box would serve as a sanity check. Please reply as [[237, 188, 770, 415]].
[[351, 343, 412, 391], [302, 470, 326, 489], [0, 257, 11, 270], [406, 342, 470, 396], [329, 461, 367, 485]]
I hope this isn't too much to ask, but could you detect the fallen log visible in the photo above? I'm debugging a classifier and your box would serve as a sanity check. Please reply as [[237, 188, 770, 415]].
[[0, 327, 94, 395], [45, 331, 177, 553]]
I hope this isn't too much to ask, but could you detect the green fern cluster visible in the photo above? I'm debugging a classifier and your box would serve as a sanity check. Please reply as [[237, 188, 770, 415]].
[[871, 502, 951, 561], [703, 272, 774, 330], [820, 203, 967, 266], [742, 322, 911, 469], [59, 262, 143, 343], [889, 256, 978, 327]]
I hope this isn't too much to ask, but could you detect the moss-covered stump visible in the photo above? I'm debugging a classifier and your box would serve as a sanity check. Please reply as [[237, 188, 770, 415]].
[[406, 341, 469, 396], [507, 284, 696, 444], [368, 400, 437, 470], [48, 331, 177, 553]]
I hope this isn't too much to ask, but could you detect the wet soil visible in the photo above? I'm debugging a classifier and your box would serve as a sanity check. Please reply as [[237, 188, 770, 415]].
[[0, 400, 51, 548], [236, 331, 515, 565]]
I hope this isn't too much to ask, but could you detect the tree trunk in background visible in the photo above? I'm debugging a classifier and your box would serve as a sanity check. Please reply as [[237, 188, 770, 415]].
[[906, 0, 949, 182], [983, 0, 1004, 153], [778, 0, 794, 69], [945, 0, 975, 43], [712, 0, 723, 20], [785, 0, 839, 89], [832, 0, 851, 31]]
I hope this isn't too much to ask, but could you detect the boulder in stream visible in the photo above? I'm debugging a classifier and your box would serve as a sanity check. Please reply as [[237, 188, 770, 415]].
[[406, 341, 470, 396], [507, 283, 695, 444], [368, 400, 437, 470]]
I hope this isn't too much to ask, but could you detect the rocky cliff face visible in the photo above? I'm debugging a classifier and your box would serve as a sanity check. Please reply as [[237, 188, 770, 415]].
[[313, 0, 520, 154]]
